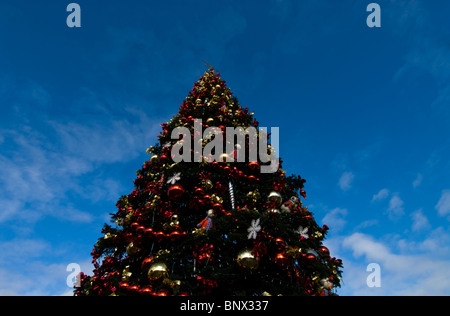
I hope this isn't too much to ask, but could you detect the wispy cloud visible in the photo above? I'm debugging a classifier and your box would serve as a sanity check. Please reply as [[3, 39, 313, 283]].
[[322, 208, 348, 232], [0, 84, 162, 226], [371, 189, 405, 220], [387, 194, 405, 220], [342, 231, 450, 295], [0, 238, 74, 295], [372, 188, 390, 202], [411, 208, 431, 232], [338, 171, 354, 191], [435, 190, 450, 218], [412, 173, 423, 188]]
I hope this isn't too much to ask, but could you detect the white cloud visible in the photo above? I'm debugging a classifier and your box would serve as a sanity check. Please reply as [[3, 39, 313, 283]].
[[0, 237, 94, 296], [387, 194, 405, 220], [0, 97, 161, 226], [413, 173, 423, 188], [435, 190, 450, 218], [338, 171, 354, 191], [342, 232, 450, 295], [411, 209, 431, 232], [355, 219, 379, 230], [372, 188, 390, 202], [322, 208, 348, 232]]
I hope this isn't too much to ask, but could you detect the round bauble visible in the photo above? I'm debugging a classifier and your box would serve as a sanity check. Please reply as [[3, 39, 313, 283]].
[[212, 203, 223, 213], [236, 249, 259, 270], [318, 246, 330, 257], [274, 253, 289, 266], [267, 191, 282, 207], [306, 253, 316, 262], [141, 256, 154, 270], [168, 184, 185, 200], [150, 155, 159, 164], [140, 285, 153, 295], [147, 263, 168, 281], [194, 187, 205, 196], [248, 161, 260, 171], [159, 154, 168, 163]]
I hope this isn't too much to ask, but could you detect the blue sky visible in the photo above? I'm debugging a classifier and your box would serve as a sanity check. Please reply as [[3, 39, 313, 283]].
[[1, 0, 450, 295]]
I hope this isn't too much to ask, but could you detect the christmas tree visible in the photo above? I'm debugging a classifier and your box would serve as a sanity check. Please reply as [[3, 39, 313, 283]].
[[75, 68, 343, 296]]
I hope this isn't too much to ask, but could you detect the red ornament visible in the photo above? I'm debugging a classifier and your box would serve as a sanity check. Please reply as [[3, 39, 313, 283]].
[[195, 187, 205, 196], [136, 225, 145, 234], [156, 289, 169, 296], [141, 256, 154, 270], [318, 246, 330, 257], [129, 284, 140, 293], [275, 253, 289, 266], [170, 231, 181, 241], [212, 202, 223, 213], [248, 161, 260, 171], [275, 238, 286, 250], [119, 281, 129, 290], [159, 154, 168, 163], [300, 189, 307, 199], [130, 222, 139, 230], [168, 184, 185, 200], [144, 228, 153, 238], [140, 286, 153, 295], [155, 231, 165, 242], [306, 253, 316, 262], [194, 244, 214, 264]]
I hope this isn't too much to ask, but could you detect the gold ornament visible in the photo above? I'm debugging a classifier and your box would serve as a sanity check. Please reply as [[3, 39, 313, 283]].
[[146, 146, 154, 154], [122, 265, 132, 280], [265, 208, 280, 214], [163, 215, 180, 232], [210, 194, 223, 204], [163, 278, 181, 290], [313, 231, 323, 239], [126, 242, 140, 257], [192, 227, 207, 237], [202, 179, 213, 190], [150, 155, 159, 164], [246, 189, 260, 202], [103, 232, 115, 240], [147, 263, 168, 281], [286, 246, 302, 258], [236, 249, 259, 270]]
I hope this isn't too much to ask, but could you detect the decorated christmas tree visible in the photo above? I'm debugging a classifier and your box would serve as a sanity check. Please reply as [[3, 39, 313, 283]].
[[75, 68, 343, 296]]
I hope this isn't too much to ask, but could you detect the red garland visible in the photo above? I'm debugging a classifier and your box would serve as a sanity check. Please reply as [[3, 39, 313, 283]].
[[193, 244, 214, 264], [196, 275, 218, 295], [253, 242, 268, 258]]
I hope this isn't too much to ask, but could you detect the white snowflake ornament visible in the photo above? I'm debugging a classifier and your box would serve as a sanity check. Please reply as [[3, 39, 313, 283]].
[[167, 172, 181, 185], [247, 218, 261, 240], [295, 226, 309, 239]]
